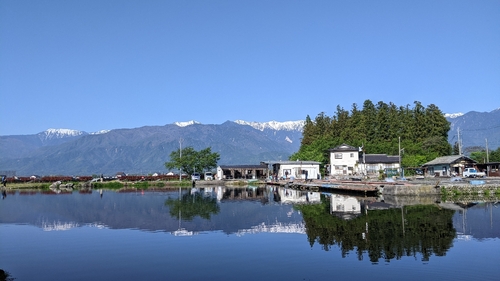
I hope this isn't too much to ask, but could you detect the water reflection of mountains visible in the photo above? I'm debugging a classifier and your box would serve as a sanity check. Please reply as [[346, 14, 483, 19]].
[[0, 187, 309, 235], [1, 187, 498, 244]]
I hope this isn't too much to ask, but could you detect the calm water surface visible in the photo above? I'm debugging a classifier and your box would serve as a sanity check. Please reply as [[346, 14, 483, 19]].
[[1, 186, 499, 281]]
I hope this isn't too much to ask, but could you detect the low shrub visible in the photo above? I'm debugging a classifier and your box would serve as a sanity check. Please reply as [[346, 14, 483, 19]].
[[93, 181, 123, 189]]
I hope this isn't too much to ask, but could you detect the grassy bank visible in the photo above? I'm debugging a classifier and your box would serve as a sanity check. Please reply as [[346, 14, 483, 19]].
[[2, 179, 196, 191]]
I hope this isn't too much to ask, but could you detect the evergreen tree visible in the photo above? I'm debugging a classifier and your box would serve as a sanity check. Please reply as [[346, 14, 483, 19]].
[[301, 115, 315, 146], [292, 100, 452, 168]]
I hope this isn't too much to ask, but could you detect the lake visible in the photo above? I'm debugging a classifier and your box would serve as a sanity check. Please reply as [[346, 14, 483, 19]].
[[1, 186, 499, 281]]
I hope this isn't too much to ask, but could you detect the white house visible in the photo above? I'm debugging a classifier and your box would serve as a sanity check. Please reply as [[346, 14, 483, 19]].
[[328, 144, 360, 176], [328, 143, 400, 176], [262, 160, 321, 180]]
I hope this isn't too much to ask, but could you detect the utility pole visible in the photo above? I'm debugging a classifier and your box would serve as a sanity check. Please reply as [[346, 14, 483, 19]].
[[179, 138, 183, 181], [398, 137, 404, 178], [399, 137, 401, 176], [458, 128, 462, 155], [486, 138, 489, 163]]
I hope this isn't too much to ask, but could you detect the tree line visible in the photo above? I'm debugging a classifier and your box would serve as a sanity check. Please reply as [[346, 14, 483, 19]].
[[291, 100, 452, 171]]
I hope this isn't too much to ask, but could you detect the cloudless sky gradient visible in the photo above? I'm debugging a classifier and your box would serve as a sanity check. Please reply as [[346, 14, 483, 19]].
[[1, 0, 499, 135]]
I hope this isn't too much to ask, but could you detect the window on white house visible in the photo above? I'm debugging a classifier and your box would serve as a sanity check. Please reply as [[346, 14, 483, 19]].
[[335, 153, 342, 159], [350, 153, 354, 158]]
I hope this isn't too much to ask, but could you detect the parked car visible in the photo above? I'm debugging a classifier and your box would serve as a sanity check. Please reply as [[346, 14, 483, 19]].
[[191, 173, 201, 181], [204, 172, 213, 180], [463, 168, 485, 178]]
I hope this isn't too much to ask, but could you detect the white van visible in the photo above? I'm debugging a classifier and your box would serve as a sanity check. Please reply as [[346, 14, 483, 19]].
[[204, 172, 213, 180]]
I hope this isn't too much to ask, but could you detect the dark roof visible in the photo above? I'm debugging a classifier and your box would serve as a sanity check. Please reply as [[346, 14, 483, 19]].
[[272, 161, 321, 165], [219, 165, 267, 169], [329, 143, 358, 152], [422, 155, 476, 166], [362, 154, 399, 164]]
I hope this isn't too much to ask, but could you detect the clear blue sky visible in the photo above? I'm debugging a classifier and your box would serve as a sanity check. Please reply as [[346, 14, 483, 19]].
[[1, 1, 499, 135]]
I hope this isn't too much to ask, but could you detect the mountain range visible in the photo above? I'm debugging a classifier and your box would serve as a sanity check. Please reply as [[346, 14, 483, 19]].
[[445, 108, 500, 153], [1, 108, 498, 176], [0, 120, 304, 176]]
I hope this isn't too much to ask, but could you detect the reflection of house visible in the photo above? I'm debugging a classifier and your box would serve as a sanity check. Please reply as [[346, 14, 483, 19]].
[[421, 155, 476, 177], [262, 161, 321, 180], [278, 189, 320, 204], [219, 187, 268, 202], [330, 194, 362, 220], [217, 164, 267, 180], [328, 144, 400, 176]]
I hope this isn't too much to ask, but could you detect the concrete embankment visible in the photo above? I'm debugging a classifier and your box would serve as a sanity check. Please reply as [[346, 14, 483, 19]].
[[381, 185, 440, 196], [266, 177, 500, 197], [382, 177, 500, 196]]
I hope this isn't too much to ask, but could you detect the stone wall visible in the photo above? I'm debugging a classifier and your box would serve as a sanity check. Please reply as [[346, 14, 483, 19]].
[[382, 185, 440, 196]]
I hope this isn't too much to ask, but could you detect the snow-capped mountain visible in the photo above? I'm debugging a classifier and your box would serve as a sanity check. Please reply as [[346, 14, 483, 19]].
[[174, 120, 201, 127], [37, 128, 110, 139], [234, 120, 304, 131], [90, 130, 110, 135], [444, 113, 464, 119], [38, 128, 86, 140]]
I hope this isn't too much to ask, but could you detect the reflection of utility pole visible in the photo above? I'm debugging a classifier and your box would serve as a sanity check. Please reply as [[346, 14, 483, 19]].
[[179, 138, 183, 181], [401, 206, 405, 236]]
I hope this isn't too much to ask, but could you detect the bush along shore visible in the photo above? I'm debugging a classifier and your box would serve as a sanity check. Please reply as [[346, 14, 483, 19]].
[[0, 178, 229, 192]]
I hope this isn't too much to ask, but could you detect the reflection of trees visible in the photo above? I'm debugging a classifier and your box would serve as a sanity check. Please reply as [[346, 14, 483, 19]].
[[296, 196, 456, 262], [165, 191, 220, 221], [0, 269, 15, 281]]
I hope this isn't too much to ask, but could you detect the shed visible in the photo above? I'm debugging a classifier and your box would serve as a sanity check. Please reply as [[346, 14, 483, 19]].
[[421, 155, 477, 177], [476, 162, 500, 177], [262, 160, 321, 180], [217, 164, 267, 180]]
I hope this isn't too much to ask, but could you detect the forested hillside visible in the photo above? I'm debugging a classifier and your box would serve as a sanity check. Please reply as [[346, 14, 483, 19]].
[[291, 100, 452, 170]]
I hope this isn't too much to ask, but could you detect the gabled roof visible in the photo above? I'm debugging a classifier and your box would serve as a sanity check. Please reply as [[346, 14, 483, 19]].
[[329, 143, 358, 152], [422, 155, 476, 166], [363, 154, 400, 164]]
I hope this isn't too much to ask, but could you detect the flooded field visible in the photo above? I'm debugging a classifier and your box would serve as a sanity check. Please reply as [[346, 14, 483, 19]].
[[1, 186, 499, 281]]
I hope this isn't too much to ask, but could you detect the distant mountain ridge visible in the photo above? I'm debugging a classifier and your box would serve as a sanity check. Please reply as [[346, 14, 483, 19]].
[[1, 110, 498, 176], [234, 120, 305, 131], [0, 120, 303, 176], [445, 108, 500, 152]]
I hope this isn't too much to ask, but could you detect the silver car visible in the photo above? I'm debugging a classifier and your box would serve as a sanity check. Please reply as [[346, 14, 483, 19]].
[[191, 173, 200, 181]]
